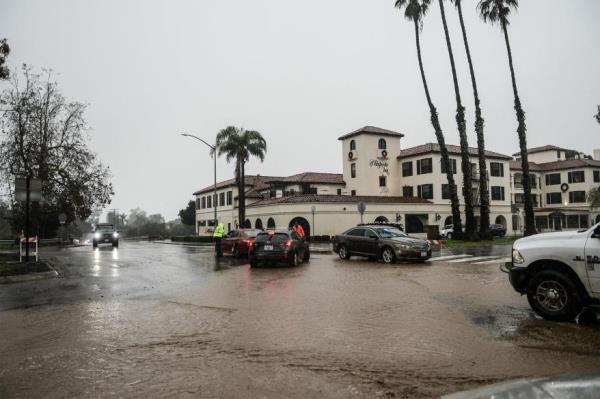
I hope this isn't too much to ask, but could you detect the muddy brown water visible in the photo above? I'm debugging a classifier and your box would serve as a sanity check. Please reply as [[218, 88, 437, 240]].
[[1, 243, 599, 398]]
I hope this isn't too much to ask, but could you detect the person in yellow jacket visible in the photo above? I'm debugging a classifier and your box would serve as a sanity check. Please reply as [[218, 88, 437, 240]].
[[213, 222, 225, 257]]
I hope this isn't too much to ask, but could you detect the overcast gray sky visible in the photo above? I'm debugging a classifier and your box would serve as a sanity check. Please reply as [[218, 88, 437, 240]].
[[2, 0, 599, 220]]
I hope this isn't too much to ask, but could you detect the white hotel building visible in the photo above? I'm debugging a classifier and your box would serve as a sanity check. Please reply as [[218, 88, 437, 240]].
[[193, 126, 600, 237]]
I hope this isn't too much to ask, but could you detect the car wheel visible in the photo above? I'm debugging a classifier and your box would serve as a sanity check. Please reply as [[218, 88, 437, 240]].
[[93, 241, 98, 249], [232, 245, 240, 258], [381, 247, 396, 264], [527, 270, 583, 322], [338, 245, 350, 260], [303, 250, 310, 262], [288, 251, 299, 267], [446, 233, 453, 240]]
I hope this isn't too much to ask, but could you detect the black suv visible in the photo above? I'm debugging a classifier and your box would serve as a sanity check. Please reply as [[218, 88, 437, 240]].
[[93, 223, 119, 248], [333, 224, 431, 263], [249, 228, 309, 267]]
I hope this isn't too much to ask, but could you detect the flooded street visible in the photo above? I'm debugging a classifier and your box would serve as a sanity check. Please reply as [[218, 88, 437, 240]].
[[1, 242, 599, 398]]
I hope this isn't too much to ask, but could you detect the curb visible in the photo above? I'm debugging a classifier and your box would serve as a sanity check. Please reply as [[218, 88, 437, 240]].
[[0, 269, 58, 284]]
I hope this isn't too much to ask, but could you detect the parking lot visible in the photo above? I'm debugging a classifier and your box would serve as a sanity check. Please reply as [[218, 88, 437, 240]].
[[1, 242, 599, 398]]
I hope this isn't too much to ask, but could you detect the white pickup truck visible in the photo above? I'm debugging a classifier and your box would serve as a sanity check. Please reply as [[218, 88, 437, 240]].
[[503, 223, 600, 321]]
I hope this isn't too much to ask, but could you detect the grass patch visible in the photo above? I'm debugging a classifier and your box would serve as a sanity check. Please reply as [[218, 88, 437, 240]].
[[0, 255, 52, 277], [438, 237, 516, 249]]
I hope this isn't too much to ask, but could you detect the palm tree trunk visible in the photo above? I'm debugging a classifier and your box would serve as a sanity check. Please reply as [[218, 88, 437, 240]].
[[456, 0, 490, 235], [240, 159, 246, 226], [236, 158, 243, 226], [414, 19, 463, 234], [502, 22, 535, 236], [439, 0, 475, 238]]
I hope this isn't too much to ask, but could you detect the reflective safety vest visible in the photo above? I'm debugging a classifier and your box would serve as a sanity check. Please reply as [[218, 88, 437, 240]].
[[293, 224, 305, 238], [213, 224, 225, 238]]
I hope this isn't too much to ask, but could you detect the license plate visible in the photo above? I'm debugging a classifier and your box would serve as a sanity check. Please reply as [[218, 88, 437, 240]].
[[264, 245, 274, 251], [104, 239, 109, 243], [420, 251, 427, 257]]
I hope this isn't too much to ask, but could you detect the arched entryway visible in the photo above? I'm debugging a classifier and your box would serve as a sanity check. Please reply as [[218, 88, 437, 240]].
[[405, 214, 425, 234], [288, 217, 311, 237], [244, 219, 251, 228], [267, 217, 276, 228], [595, 214, 600, 224], [444, 216, 453, 227], [255, 218, 263, 229], [495, 215, 507, 228], [374, 216, 389, 223]]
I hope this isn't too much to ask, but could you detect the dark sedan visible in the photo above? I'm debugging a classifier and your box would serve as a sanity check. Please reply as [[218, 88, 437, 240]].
[[249, 229, 310, 267], [489, 223, 506, 237], [332, 225, 431, 264]]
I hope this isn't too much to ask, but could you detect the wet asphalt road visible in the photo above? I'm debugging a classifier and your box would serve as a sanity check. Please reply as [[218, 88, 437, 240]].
[[1, 242, 600, 398]]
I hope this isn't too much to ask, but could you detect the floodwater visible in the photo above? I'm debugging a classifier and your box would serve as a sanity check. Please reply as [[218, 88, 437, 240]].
[[1, 242, 599, 398]]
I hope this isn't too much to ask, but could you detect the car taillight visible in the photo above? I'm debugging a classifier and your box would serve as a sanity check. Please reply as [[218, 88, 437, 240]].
[[285, 240, 293, 248], [243, 239, 252, 246]]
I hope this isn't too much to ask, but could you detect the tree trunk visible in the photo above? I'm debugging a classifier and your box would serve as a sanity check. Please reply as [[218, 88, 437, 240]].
[[414, 19, 463, 234], [439, 0, 475, 239], [456, 0, 490, 235], [240, 159, 246, 226], [503, 22, 536, 236], [236, 158, 243, 227]]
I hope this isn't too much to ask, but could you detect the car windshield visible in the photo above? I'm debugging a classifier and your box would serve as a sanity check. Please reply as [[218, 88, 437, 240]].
[[375, 228, 407, 238], [242, 230, 261, 237], [96, 225, 113, 232]]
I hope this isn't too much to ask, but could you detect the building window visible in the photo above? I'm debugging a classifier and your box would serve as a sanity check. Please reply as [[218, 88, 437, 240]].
[[594, 170, 600, 183], [379, 176, 386, 187], [490, 162, 504, 177], [491, 186, 505, 201], [207, 195, 212, 208], [557, 150, 561, 159], [402, 186, 413, 197], [416, 158, 432, 174], [402, 161, 413, 177], [569, 191, 586, 203], [201, 197, 206, 209], [219, 192, 225, 207], [337, 188, 342, 195], [227, 191, 233, 205], [417, 184, 433, 200], [568, 171, 585, 184], [546, 192, 562, 204], [350, 140, 356, 151], [351, 190, 356, 196], [514, 193, 524, 204], [440, 159, 457, 174], [441, 184, 453, 200], [351, 163, 356, 178], [378, 138, 386, 150], [545, 173, 561, 186]]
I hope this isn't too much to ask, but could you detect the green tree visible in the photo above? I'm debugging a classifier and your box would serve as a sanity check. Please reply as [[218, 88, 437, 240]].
[[451, 0, 490, 235], [394, 0, 463, 235], [0, 66, 113, 237], [478, 0, 535, 236], [178, 200, 196, 226], [0, 39, 9, 79], [437, 0, 476, 238], [589, 187, 600, 212], [214, 126, 267, 226], [595, 105, 599, 124]]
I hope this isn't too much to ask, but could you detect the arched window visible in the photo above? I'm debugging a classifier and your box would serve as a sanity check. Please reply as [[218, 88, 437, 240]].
[[374, 216, 389, 223], [495, 215, 507, 228], [267, 217, 276, 228], [378, 138, 387, 150], [244, 219, 251, 228], [350, 140, 356, 151], [255, 218, 263, 229], [444, 216, 453, 227]]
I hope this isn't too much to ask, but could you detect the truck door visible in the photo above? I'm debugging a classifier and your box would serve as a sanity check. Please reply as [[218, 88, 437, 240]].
[[584, 226, 600, 293]]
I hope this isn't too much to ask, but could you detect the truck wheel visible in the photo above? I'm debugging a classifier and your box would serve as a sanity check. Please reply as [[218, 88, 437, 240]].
[[527, 270, 583, 322], [338, 245, 350, 260], [446, 233, 453, 240], [381, 247, 396, 264], [113, 240, 119, 248]]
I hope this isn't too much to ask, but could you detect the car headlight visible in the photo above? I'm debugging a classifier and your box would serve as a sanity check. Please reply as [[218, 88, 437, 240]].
[[94, 232, 101, 239], [396, 244, 411, 250], [512, 249, 525, 264], [113, 232, 119, 238]]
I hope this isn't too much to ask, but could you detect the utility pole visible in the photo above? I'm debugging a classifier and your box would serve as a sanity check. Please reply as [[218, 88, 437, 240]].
[[111, 208, 119, 229]]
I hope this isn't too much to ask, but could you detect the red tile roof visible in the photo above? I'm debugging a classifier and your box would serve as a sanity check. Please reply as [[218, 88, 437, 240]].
[[271, 172, 345, 185], [193, 175, 282, 195], [510, 159, 600, 172], [247, 194, 431, 208], [398, 143, 511, 160], [337, 126, 404, 140], [512, 145, 572, 157]]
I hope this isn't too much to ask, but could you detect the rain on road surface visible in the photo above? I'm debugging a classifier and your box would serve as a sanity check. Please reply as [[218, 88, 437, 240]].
[[1, 242, 599, 398]]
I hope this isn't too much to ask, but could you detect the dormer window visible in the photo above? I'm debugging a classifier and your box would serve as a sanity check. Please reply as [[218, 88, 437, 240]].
[[378, 138, 387, 150], [350, 140, 356, 151], [557, 150, 561, 159]]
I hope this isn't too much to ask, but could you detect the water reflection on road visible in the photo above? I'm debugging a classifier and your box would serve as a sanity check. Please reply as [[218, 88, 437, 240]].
[[0, 242, 599, 398]]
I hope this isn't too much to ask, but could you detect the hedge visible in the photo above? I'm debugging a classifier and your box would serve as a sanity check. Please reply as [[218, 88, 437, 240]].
[[171, 235, 215, 243]]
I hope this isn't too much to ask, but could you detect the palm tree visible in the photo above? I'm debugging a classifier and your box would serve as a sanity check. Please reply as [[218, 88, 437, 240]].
[[437, 0, 476, 238], [394, 0, 463, 235], [478, 0, 535, 235], [451, 0, 490, 235], [214, 126, 267, 226]]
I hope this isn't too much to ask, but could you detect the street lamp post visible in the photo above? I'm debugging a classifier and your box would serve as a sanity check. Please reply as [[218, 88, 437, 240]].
[[181, 133, 218, 230]]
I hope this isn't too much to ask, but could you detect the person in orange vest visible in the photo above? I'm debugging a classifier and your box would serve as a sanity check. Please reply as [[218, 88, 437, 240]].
[[293, 222, 305, 239]]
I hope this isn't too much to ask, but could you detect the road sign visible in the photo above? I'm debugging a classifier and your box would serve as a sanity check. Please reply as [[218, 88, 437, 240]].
[[357, 202, 366, 214]]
